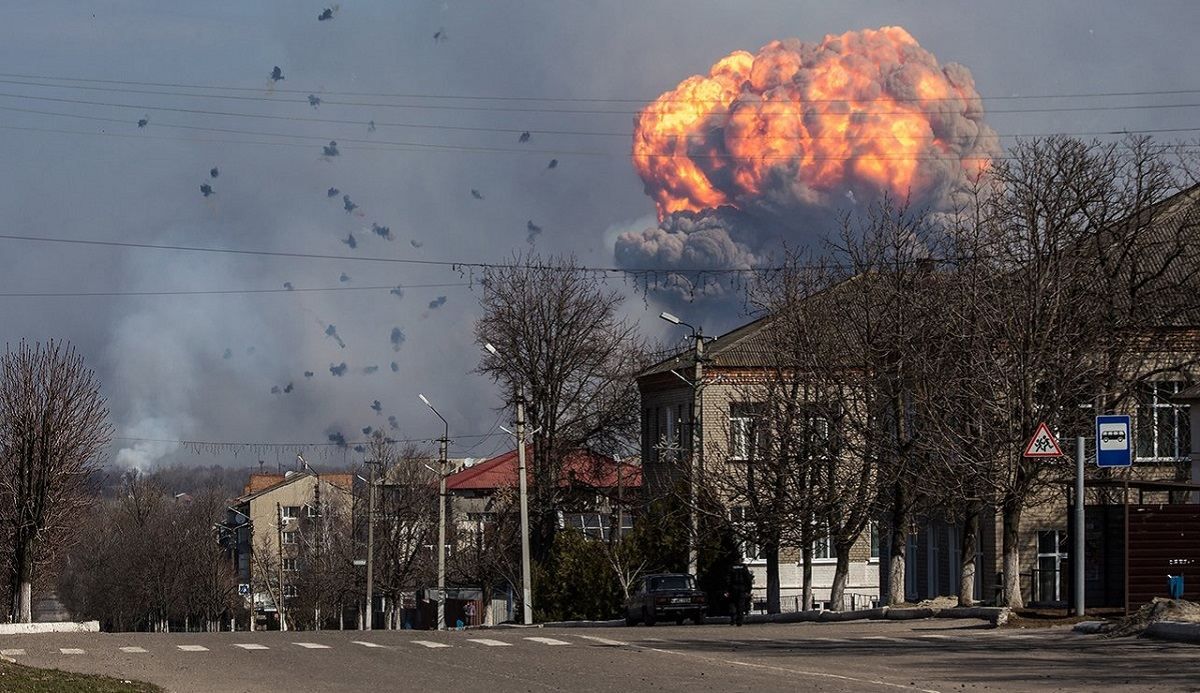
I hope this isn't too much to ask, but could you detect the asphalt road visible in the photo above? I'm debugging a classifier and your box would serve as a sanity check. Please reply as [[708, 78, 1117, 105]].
[[2, 619, 1197, 692]]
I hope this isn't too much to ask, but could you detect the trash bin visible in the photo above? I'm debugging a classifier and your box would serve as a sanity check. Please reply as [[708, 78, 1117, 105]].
[[1168, 575, 1185, 600]]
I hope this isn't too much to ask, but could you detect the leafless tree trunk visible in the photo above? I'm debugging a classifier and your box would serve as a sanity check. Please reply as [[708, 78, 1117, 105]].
[[0, 340, 111, 623]]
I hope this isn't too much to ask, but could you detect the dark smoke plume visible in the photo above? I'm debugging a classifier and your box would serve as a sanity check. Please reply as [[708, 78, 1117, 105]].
[[368, 120, 376, 132], [327, 430, 347, 447], [363, 365, 379, 374], [339, 273, 350, 283], [318, 8, 333, 21], [137, 117, 148, 128], [329, 362, 348, 377], [471, 189, 484, 200], [222, 348, 232, 360], [270, 386, 281, 395], [342, 233, 357, 249], [518, 131, 530, 143], [370, 400, 382, 414], [427, 296, 446, 310], [526, 220, 542, 244], [283, 282, 294, 290], [322, 141, 340, 157], [324, 324, 346, 348], [390, 286, 404, 298], [390, 361, 399, 372], [371, 223, 392, 241], [388, 415, 399, 430], [270, 66, 284, 82], [342, 195, 357, 213], [390, 327, 405, 351], [410, 239, 423, 249], [362, 426, 373, 435], [199, 184, 214, 197], [210, 167, 219, 178], [327, 187, 340, 197], [308, 95, 322, 109], [304, 371, 314, 378], [547, 159, 558, 169], [284, 382, 294, 394]]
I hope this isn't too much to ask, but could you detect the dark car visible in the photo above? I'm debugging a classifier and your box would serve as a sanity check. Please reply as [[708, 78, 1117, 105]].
[[624, 573, 706, 626]]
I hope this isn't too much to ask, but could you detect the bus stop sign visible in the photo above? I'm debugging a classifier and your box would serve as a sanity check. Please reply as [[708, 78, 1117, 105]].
[[1095, 414, 1132, 467]]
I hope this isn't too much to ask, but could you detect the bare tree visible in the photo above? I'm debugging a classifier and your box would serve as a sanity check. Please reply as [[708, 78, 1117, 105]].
[[0, 340, 111, 622], [475, 253, 646, 559]]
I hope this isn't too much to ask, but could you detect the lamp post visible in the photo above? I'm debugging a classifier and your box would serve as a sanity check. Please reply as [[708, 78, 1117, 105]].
[[363, 457, 377, 630], [660, 311, 704, 578], [485, 342, 534, 625], [419, 393, 450, 631]]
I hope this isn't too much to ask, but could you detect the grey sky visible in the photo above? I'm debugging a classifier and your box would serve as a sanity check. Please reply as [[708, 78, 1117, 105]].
[[0, 1, 1196, 468]]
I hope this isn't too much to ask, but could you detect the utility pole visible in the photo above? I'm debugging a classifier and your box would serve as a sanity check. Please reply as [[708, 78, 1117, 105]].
[[437, 434, 449, 631], [1074, 436, 1085, 617], [365, 460, 376, 630], [689, 328, 704, 577], [276, 501, 287, 632], [515, 387, 534, 625]]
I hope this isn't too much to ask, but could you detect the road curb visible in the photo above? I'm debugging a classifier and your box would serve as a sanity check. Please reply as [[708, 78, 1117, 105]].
[[1072, 621, 1106, 635], [539, 605, 1008, 629], [0, 621, 99, 635], [1143, 620, 1200, 643]]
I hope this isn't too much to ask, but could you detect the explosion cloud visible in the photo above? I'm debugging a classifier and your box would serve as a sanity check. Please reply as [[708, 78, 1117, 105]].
[[322, 141, 340, 157], [342, 233, 357, 249], [617, 26, 998, 272], [329, 362, 348, 377], [428, 296, 446, 310], [327, 430, 346, 447], [390, 327, 405, 351], [324, 324, 345, 348], [390, 286, 404, 298], [363, 365, 379, 374], [327, 187, 340, 197], [308, 95, 322, 108], [390, 361, 399, 372], [339, 272, 350, 283], [370, 400, 382, 414], [387, 415, 399, 430], [371, 223, 392, 241]]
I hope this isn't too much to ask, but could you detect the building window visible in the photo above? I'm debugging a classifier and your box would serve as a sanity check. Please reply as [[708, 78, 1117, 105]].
[[282, 531, 297, 545], [1136, 381, 1191, 461], [729, 403, 764, 461], [1034, 529, 1068, 604], [282, 558, 298, 572], [731, 507, 764, 562], [283, 585, 298, 598], [281, 505, 301, 522], [562, 512, 633, 541], [664, 405, 678, 450], [813, 525, 836, 561], [869, 522, 880, 560]]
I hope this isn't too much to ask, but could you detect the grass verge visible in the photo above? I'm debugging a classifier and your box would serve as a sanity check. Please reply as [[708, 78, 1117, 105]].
[[0, 660, 161, 692]]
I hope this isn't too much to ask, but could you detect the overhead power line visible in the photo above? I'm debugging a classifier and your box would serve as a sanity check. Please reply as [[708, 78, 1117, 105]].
[[0, 282, 469, 298], [3, 70, 1199, 105]]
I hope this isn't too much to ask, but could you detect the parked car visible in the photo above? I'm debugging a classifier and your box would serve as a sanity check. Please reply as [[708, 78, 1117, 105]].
[[624, 573, 706, 626]]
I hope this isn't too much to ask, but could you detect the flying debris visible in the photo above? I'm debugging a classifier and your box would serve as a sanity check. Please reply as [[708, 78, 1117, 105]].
[[327, 431, 347, 447], [137, 117, 149, 128], [390, 327, 405, 351], [324, 324, 346, 349], [271, 386, 281, 395], [470, 189, 484, 200], [283, 282, 294, 290], [329, 362, 348, 377], [370, 400, 383, 414], [308, 95, 322, 109], [363, 365, 379, 374], [284, 382, 294, 394], [518, 131, 531, 143], [199, 183, 214, 197], [342, 233, 357, 249], [389, 286, 404, 298], [547, 159, 558, 169], [371, 223, 393, 241], [317, 8, 333, 21], [222, 348, 233, 360], [322, 141, 339, 157], [304, 371, 314, 378], [433, 28, 447, 42], [390, 361, 399, 373], [210, 167, 219, 178], [270, 66, 285, 82], [327, 187, 340, 197], [362, 426, 373, 435], [526, 220, 543, 244], [368, 120, 376, 133], [409, 239, 423, 249], [339, 273, 350, 283], [342, 195, 357, 214], [428, 296, 447, 310], [387, 415, 399, 430]]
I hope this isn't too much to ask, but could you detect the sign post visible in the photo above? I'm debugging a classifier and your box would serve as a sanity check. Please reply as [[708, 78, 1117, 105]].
[[1073, 437, 1085, 617]]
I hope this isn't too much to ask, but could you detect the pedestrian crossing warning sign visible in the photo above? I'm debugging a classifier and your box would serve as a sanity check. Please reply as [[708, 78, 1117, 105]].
[[1022, 422, 1064, 458]]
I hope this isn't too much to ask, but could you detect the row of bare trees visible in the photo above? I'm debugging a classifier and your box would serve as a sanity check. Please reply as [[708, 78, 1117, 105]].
[[694, 136, 1199, 611]]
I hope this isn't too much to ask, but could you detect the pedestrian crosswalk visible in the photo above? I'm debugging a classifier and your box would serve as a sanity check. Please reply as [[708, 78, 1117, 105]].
[[0, 629, 1070, 659]]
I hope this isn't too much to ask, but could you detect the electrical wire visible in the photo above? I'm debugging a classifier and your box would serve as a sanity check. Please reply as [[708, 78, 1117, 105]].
[[0, 282, 469, 298]]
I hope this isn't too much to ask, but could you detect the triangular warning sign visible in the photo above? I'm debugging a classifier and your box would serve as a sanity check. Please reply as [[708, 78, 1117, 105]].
[[1023, 422, 1064, 458]]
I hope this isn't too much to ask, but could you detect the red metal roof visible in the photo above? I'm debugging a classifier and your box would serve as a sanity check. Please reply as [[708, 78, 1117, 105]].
[[446, 446, 641, 492]]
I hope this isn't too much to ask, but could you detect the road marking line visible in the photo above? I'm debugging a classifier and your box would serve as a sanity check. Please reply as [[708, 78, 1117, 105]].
[[177, 645, 208, 652], [233, 643, 269, 650], [60, 648, 86, 654], [524, 637, 570, 646], [639, 637, 665, 642], [1, 649, 25, 656], [466, 638, 511, 647], [809, 637, 848, 643], [352, 641, 385, 648], [411, 640, 451, 649], [575, 635, 627, 646], [119, 646, 148, 653], [293, 642, 331, 649], [917, 634, 953, 639], [862, 635, 901, 642]]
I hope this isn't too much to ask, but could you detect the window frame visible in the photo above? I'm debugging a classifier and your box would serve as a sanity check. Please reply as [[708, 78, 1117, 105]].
[[1134, 381, 1191, 462]]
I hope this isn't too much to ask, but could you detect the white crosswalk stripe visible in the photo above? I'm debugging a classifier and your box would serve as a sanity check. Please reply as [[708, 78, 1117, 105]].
[[60, 648, 86, 654], [1, 649, 26, 656], [352, 641, 385, 648], [916, 634, 953, 639], [466, 638, 511, 647], [524, 636, 570, 646], [234, 643, 269, 650], [862, 635, 901, 642], [177, 645, 209, 652], [575, 635, 627, 646], [412, 640, 451, 649], [809, 637, 848, 644], [294, 642, 331, 649], [119, 646, 148, 653]]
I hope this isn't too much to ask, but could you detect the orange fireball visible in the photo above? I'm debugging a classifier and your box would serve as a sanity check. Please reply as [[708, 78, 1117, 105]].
[[633, 27, 997, 220]]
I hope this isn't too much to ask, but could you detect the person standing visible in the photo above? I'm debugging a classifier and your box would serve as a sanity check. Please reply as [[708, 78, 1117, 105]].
[[727, 564, 754, 626]]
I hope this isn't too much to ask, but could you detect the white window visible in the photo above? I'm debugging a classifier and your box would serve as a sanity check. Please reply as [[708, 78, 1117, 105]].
[[1136, 381, 1191, 461], [1034, 529, 1068, 604], [282, 531, 297, 545], [729, 403, 764, 460], [664, 405, 677, 450], [563, 512, 633, 541], [281, 506, 301, 522], [283, 584, 298, 598], [282, 558, 298, 572], [813, 525, 836, 561], [731, 507, 764, 562]]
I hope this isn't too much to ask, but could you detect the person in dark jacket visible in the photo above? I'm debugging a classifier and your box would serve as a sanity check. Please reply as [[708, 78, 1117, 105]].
[[726, 564, 754, 626]]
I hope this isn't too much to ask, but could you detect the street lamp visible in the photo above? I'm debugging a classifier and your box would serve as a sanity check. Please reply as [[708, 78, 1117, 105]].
[[419, 393, 450, 631], [660, 311, 704, 578], [483, 342, 534, 625]]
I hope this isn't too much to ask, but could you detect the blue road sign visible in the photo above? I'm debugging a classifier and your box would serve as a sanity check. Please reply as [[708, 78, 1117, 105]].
[[1095, 414, 1132, 467]]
